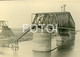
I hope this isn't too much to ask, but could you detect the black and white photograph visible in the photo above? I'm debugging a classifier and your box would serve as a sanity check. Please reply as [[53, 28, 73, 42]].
[[0, 0, 80, 57]]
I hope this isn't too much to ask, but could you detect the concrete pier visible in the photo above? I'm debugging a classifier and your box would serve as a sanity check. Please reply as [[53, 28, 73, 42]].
[[33, 29, 51, 52], [56, 30, 75, 50]]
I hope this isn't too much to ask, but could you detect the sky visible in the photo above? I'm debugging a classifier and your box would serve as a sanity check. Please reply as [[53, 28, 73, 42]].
[[0, 0, 80, 30]]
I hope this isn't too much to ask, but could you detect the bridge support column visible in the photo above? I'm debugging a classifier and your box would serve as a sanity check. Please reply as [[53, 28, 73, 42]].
[[56, 31, 70, 50], [33, 29, 51, 52]]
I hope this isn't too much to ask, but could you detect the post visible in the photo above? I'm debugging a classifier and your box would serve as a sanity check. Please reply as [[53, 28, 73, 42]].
[[61, 4, 66, 12]]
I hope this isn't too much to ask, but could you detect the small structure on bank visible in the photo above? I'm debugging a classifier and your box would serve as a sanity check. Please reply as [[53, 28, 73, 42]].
[[0, 20, 14, 37], [0, 20, 14, 47]]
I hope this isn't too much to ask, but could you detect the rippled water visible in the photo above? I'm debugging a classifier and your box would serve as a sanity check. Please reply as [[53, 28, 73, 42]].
[[0, 33, 80, 57]]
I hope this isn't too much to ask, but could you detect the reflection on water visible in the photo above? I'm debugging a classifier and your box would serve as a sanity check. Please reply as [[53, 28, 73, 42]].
[[0, 33, 80, 57], [13, 50, 18, 57], [51, 46, 75, 57], [33, 51, 51, 57]]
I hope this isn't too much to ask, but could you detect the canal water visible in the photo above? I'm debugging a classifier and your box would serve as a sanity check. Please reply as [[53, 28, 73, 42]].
[[0, 32, 80, 57]]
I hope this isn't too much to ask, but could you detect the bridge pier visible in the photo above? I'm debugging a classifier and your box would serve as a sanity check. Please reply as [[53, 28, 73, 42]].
[[56, 35, 70, 50], [33, 29, 51, 52], [56, 30, 75, 50]]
